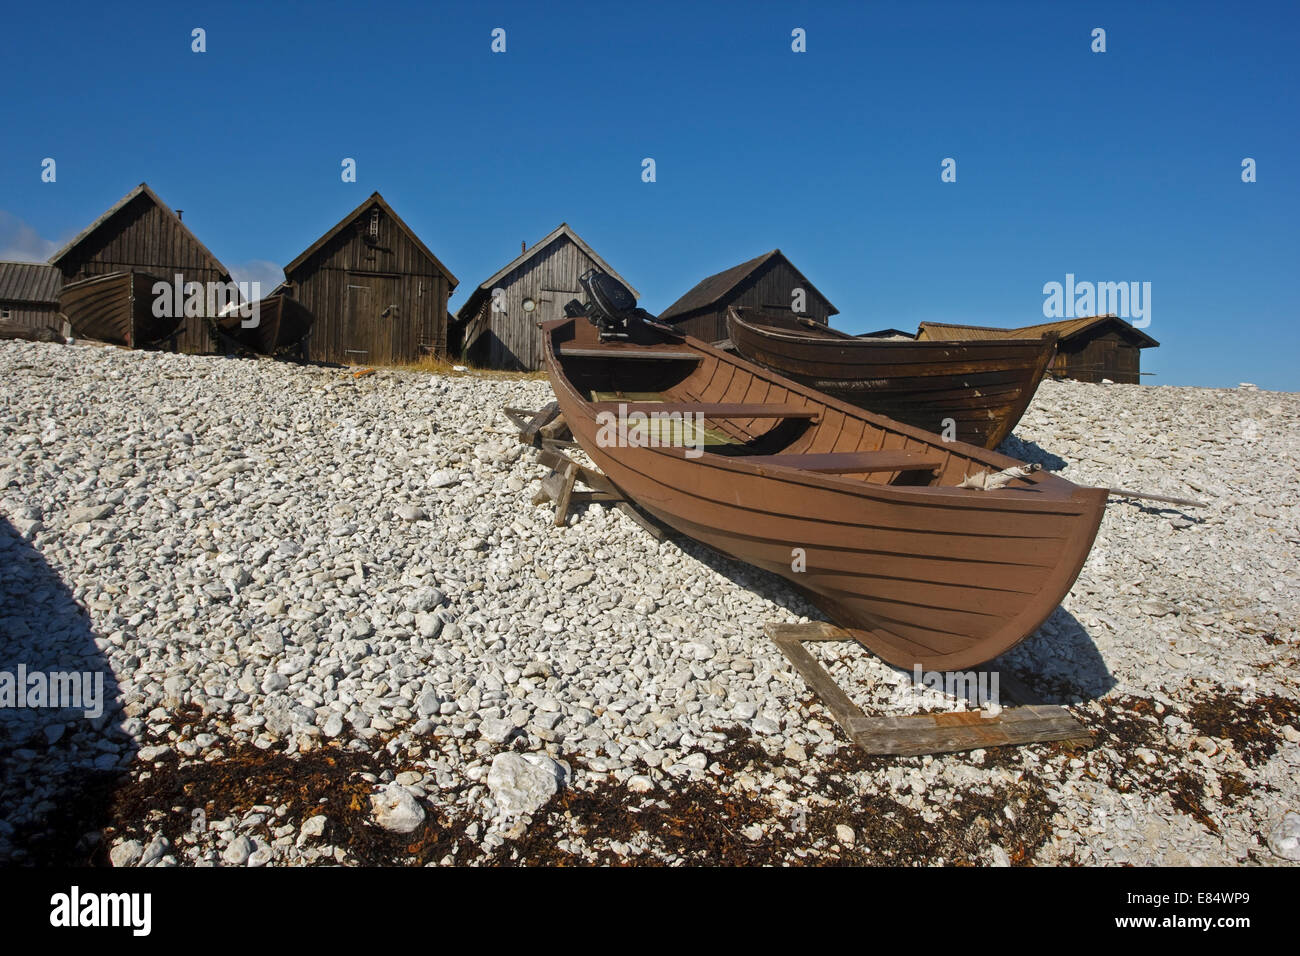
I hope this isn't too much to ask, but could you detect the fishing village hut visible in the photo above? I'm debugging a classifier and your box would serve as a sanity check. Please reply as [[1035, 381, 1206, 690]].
[[49, 183, 233, 353], [280, 192, 458, 366], [0, 261, 63, 339], [657, 249, 838, 344], [449, 223, 638, 370], [917, 315, 1160, 384]]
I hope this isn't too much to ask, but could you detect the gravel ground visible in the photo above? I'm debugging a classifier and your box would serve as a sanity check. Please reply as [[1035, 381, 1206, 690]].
[[1, 340, 1297, 866]]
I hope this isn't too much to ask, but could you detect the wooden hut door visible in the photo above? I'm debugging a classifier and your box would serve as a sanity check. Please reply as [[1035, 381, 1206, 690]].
[[345, 276, 395, 365], [344, 283, 373, 365]]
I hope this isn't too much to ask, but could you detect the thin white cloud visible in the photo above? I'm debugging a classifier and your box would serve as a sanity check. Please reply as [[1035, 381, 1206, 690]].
[[228, 259, 285, 296], [0, 210, 61, 262]]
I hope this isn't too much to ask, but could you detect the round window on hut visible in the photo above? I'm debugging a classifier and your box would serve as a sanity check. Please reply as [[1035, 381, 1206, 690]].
[[522, 298, 537, 313]]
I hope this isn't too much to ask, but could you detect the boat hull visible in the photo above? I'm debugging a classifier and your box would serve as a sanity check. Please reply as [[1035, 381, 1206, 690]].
[[215, 295, 315, 355], [727, 309, 1057, 449], [543, 317, 1104, 671], [59, 272, 179, 348]]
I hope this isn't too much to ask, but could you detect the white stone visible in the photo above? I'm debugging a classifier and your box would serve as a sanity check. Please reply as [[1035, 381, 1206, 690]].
[[369, 784, 426, 834], [1268, 811, 1300, 861], [486, 752, 564, 817]]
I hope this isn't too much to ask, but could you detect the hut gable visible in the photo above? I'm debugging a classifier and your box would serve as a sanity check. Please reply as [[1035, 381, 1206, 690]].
[[918, 315, 1159, 384], [282, 192, 458, 366], [452, 224, 637, 370], [49, 183, 233, 352], [657, 249, 838, 343]]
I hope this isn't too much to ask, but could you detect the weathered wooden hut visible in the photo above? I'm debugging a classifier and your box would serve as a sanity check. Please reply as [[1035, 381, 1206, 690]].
[[658, 249, 838, 344], [917, 315, 1159, 384], [0, 261, 63, 337], [280, 192, 457, 366], [49, 183, 233, 352], [450, 224, 638, 370]]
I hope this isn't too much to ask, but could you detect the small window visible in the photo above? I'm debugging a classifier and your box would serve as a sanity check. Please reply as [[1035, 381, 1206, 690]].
[[0, 309, 10, 319]]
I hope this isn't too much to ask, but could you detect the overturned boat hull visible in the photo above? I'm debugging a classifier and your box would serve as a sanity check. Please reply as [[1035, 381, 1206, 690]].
[[215, 294, 315, 356], [59, 271, 179, 349]]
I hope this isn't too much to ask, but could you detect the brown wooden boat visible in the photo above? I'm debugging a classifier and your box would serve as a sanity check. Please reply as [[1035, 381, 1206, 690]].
[[214, 294, 315, 356], [58, 271, 179, 348], [725, 307, 1058, 449], [543, 291, 1105, 671]]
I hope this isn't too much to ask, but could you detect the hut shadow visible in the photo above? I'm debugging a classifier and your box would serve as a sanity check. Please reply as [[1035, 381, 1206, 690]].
[[0, 516, 132, 865], [593, 511, 1116, 706]]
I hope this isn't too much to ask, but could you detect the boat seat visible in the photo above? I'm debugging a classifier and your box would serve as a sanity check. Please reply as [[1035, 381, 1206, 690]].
[[557, 347, 700, 360], [737, 450, 944, 474], [591, 401, 820, 421]]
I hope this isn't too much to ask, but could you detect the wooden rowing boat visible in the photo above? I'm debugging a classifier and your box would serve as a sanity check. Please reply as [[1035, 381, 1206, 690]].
[[543, 287, 1105, 671], [725, 307, 1058, 449], [214, 294, 315, 356], [58, 271, 179, 349]]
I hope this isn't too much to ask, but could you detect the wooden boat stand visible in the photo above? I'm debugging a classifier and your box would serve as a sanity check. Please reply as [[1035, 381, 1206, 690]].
[[502, 403, 672, 539], [502, 402, 1092, 757], [765, 621, 1093, 756]]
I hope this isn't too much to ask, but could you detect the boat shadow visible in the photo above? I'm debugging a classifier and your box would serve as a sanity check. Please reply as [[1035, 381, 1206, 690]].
[[997, 434, 1069, 471], [988, 606, 1117, 705], [618, 517, 1116, 707], [0, 516, 132, 865]]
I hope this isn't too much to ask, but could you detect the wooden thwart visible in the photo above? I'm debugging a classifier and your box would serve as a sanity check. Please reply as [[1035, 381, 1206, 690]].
[[590, 401, 820, 422], [741, 450, 943, 474], [766, 621, 1093, 756]]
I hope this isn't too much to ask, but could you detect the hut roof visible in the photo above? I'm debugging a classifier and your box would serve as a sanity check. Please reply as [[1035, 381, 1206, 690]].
[[454, 223, 638, 322], [658, 249, 838, 322], [917, 315, 1159, 348], [48, 182, 231, 278], [284, 191, 458, 287], [0, 261, 62, 304]]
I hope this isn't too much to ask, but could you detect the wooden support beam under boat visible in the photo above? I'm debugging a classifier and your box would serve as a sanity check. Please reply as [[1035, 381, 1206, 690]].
[[765, 622, 1093, 756]]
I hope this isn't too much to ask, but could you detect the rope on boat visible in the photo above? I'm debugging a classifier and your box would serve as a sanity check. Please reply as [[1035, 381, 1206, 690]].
[[957, 463, 1042, 490]]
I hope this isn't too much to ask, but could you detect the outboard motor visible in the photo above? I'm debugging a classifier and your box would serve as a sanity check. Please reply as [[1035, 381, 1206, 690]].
[[564, 268, 651, 339]]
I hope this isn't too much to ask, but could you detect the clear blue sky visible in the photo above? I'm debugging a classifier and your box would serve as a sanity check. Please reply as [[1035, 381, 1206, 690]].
[[2, 1, 1296, 389]]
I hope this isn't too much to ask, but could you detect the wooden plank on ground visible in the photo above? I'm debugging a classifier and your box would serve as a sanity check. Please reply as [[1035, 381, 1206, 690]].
[[845, 708, 1092, 756], [767, 633, 862, 737], [765, 620, 1093, 756]]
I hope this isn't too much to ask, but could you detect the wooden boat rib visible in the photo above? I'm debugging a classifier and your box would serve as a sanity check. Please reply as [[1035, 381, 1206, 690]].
[[215, 294, 315, 356], [58, 271, 179, 349], [543, 314, 1105, 671], [726, 307, 1058, 449]]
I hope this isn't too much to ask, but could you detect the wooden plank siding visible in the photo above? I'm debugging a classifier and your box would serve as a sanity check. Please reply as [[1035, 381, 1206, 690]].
[[454, 225, 639, 371], [485, 235, 593, 370], [664, 255, 837, 343], [52, 187, 233, 353], [283, 195, 455, 366], [0, 303, 62, 334], [1056, 329, 1142, 384]]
